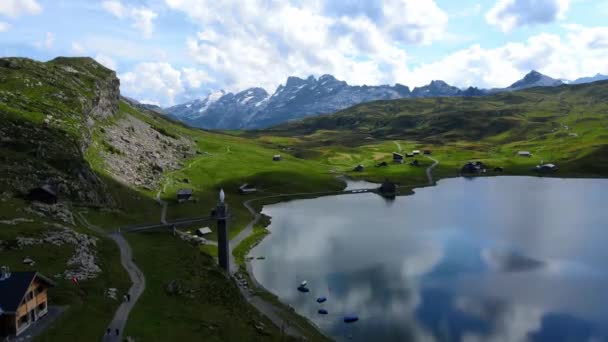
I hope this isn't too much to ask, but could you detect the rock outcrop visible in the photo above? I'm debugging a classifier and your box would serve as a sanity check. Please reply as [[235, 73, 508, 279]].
[[101, 115, 195, 189]]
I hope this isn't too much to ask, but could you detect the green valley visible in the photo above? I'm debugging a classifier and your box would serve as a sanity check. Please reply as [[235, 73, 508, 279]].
[[1, 57, 607, 341]]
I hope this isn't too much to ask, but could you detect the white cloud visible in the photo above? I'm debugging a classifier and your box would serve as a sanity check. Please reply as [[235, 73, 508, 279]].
[[71, 42, 86, 54], [101, 0, 125, 17], [167, 0, 445, 92], [181, 67, 213, 88], [119, 62, 185, 106], [94, 54, 117, 71], [486, 0, 570, 32], [34, 32, 54, 50], [404, 25, 608, 88], [0, 22, 10, 32], [102, 0, 158, 37], [0, 0, 42, 17]]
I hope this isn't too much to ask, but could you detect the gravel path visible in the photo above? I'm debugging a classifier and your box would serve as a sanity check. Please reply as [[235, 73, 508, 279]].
[[425, 156, 439, 185], [75, 212, 145, 342]]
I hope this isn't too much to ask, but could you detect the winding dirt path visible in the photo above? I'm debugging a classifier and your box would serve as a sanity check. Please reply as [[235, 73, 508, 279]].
[[425, 156, 439, 185], [75, 213, 145, 342]]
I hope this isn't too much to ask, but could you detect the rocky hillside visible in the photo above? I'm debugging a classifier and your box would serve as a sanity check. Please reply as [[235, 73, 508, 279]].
[[165, 70, 604, 130], [0, 57, 194, 207]]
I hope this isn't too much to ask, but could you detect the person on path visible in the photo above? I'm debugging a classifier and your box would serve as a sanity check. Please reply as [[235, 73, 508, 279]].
[[106, 328, 111, 335], [123, 294, 127, 302], [115, 328, 119, 336], [127, 293, 131, 302]]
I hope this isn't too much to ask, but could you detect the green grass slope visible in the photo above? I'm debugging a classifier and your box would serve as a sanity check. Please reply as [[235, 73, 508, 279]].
[[260, 82, 608, 181], [0, 57, 340, 341]]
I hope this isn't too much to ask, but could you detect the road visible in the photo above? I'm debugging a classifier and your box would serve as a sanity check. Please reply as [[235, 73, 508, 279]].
[[75, 213, 145, 342]]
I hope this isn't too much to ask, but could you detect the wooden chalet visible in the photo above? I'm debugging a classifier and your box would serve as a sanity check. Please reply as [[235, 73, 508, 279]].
[[176, 189, 193, 201], [392, 152, 404, 163], [0, 269, 56, 338], [26, 185, 57, 205]]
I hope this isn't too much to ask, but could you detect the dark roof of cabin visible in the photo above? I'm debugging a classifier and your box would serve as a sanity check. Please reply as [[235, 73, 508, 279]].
[[0, 272, 55, 313], [29, 185, 57, 196]]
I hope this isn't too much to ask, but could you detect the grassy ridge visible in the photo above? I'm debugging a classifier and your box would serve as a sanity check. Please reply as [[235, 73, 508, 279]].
[[257, 81, 608, 181]]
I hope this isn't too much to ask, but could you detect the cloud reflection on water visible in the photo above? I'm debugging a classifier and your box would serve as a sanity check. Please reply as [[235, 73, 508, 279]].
[[251, 177, 608, 341]]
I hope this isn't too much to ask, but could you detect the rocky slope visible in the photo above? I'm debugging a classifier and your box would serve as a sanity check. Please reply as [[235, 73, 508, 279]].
[[0, 57, 194, 207], [165, 70, 603, 130]]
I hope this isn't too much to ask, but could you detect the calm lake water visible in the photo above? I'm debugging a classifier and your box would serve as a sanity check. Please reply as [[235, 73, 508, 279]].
[[250, 176, 608, 342]]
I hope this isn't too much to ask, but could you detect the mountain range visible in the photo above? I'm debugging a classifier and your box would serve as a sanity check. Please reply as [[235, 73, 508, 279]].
[[164, 71, 607, 130]]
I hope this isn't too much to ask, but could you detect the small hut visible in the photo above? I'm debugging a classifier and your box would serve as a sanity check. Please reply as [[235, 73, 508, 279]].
[[535, 163, 558, 172], [26, 185, 57, 204], [518, 151, 532, 157], [392, 153, 404, 163], [272, 155, 282, 161], [176, 189, 193, 202], [353, 165, 365, 172]]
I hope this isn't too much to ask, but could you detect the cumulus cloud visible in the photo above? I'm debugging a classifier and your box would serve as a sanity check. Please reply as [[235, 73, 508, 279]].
[[102, 0, 158, 37], [404, 25, 608, 88], [94, 54, 117, 71], [167, 0, 445, 92], [0, 0, 42, 17], [33, 32, 54, 50], [0, 22, 10, 32], [486, 0, 570, 32], [181, 67, 214, 88], [120, 63, 183, 105], [71, 42, 86, 54]]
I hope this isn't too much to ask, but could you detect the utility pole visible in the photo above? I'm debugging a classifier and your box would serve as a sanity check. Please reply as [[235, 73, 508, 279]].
[[215, 189, 230, 273]]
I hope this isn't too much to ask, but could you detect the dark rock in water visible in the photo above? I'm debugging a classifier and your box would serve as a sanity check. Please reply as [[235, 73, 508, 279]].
[[317, 296, 327, 303], [297, 285, 310, 293], [344, 315, 359, 323], [318, 309, 328, 315]]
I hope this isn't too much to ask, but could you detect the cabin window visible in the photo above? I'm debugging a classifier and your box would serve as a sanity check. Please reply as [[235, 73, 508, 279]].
[[35, 285, 45, 295], [18, 314, 29, 328], [27, 291, 34, 301], [37, 301, 47, 312]]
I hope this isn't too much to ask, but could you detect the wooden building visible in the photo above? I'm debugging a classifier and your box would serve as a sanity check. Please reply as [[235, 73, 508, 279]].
[[176, 189, 193, 201], [272, 155, 282, 161], [535, 163, 558, 172], [353, 164, 365, 172], [518, 151, 532, 157], [26, 185, 57, 204], [392, 152, 404, 163], [0, 269, 56, 338]]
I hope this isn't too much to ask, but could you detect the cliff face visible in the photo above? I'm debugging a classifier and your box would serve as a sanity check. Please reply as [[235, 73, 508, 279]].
[[87, 72, 120, 120], [0, 57, 122, 206], [0, 57, 196, 208]]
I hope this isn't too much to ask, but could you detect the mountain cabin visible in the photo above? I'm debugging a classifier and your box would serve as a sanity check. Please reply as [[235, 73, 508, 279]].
[[0, 268, 56, 338], [176, 189, 193, 202], [392, 152, 404, 163], [26, 185, 57, 204]]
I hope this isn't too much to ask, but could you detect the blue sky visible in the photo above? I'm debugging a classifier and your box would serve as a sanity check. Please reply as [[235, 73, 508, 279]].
[[1, 0, 607, 106]]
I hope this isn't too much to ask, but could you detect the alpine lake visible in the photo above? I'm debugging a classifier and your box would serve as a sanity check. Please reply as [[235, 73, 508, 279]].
[[249, 176, 608, 341]]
